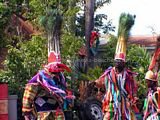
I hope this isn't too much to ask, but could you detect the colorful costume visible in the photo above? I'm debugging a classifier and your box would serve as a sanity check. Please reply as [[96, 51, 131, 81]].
[[143, 87, 160, 120], [95, 13, 138, 120], [96, 67, 138, 120], [143, 70, 160, 120], [22, 51, 73, 120], [143, 36, 160, 120]]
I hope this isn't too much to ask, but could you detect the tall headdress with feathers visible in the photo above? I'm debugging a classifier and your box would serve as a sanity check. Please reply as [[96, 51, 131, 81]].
[[115, 13, 135, 61]]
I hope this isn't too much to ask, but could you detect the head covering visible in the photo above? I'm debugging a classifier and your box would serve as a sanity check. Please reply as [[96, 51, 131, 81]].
[[145, 70, 157, 81], [114, 52, 126, 62], [114, 13, 135, 62], [48, 51, 61, 63], [44, 51, 71, 73]]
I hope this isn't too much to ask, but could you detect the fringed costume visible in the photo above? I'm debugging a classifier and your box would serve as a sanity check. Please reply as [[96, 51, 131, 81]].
[[96, 67, 138, 120], [143, 36, 160, 120], [95, 13, 138, 120]]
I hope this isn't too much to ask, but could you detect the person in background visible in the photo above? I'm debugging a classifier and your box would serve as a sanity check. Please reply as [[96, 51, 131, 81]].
[[143, 36, 160, 120], [143, 71, 160, 120]]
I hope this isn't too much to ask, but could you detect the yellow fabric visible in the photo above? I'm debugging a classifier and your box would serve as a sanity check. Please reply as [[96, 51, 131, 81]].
[[22, 83, 66, 120], [22, 83, 39, 113], [37, 110, 65, 120]]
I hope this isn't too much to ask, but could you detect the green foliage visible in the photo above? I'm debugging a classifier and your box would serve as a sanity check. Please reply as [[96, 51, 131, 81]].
[[0, 0, 26, 15], [126, 45, 151, 110], [94, 14, 115, 33], [0, 36, 47, 94], [94, 1, 114, 34], [0, 3, 11, 27], [80, 66, 103, 81], [95, 0, 111, 9], [0, 3, 11, 48], [40, 8, 63, 32], [27, 0, 47, 27], [28, 0, 69, 29], [63, 3, 80, 33], [95, 1, 114, 34], [61, 33, 83, 60], [127, 45, 151, 97], [31, 0, 71, 32]]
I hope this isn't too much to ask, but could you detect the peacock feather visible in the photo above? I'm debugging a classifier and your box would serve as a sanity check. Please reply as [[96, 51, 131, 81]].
[[116, 13, 136, 56]]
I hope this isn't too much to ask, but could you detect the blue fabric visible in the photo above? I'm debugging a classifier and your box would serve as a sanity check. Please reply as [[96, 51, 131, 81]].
[[39, 70, 56, 86], [29, 70, 73, 111], [135, 113, 143, 120]]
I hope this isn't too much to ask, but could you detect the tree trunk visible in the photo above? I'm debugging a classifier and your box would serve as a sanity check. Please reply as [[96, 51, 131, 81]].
[[85, 0, 94, 72]]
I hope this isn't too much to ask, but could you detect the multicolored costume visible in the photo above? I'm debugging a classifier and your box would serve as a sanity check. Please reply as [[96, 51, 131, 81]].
[[95, 13, 138, 120], [143, 70, 160, 120], [96, 67, 138, 120], [143, 36, 160, 120], [143, 87, 160, 120], [22, 51, 73, 120]]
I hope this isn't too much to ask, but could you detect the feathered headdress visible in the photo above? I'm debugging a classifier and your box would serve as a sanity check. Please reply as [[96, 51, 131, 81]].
[[115, 13, 135, 61]]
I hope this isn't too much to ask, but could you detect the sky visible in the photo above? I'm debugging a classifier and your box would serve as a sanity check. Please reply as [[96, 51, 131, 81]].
[[97, 0, 160, 36]]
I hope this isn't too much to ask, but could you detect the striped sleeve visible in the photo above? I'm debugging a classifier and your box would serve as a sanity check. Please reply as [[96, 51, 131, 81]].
[[22, 83, 38, 113]]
